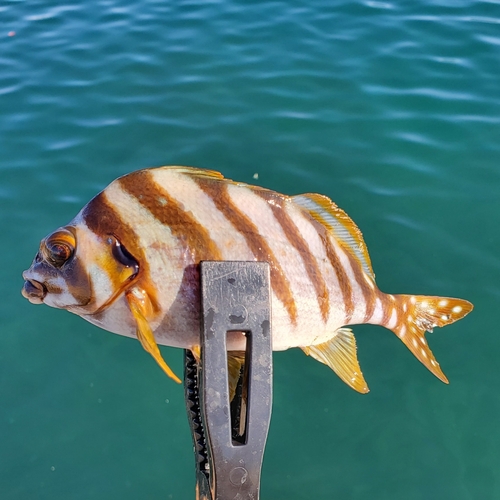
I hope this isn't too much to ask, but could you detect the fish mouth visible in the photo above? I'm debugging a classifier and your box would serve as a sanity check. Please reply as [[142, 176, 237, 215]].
[[21, 276, 47, 304]]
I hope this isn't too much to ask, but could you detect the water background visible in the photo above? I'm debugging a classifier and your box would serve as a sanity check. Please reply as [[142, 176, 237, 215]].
[[1, 0, 499, 498]]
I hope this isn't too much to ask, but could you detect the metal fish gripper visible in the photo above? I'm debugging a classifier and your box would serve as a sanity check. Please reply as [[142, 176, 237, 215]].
[[184, 261, 273, 500]]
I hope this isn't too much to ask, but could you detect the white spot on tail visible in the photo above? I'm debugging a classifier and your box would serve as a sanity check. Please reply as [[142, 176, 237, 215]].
[[439, 299, 449, 307], [410, 296, 417, 305], [452, 305, 462, 314], [387, 308, 398, 329], [421, 348, 427, 357]]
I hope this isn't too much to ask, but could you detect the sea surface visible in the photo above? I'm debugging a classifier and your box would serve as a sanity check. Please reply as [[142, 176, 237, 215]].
[[1, 0, 499, 498]]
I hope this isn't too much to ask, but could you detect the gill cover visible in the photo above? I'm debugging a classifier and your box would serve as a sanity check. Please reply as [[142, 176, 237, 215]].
[[70, 227, 140, 314]]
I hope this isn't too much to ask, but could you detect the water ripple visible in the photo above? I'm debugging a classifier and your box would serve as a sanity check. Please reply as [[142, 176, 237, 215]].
[[391, 131, 449, 149], [71, 117, 123, 128], [476, 34, 500, 46], [363, 84, 478, 102], [363, 1, 396, 10], [24, 4, 80, 22]]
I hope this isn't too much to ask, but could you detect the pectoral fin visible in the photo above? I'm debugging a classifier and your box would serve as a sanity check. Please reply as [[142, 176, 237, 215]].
[[301, 328, 369, 394], [126, 289, 181, 384]]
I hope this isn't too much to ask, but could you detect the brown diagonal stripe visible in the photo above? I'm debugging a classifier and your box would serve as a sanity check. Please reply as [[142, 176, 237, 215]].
[[315, 207, 375, 322], [293, 204, 356, 324], [255, 188, 330, 323], [378, 292, 392, 326], [84, 191, 146, 259], [82, 190, 159, 310], [321, 235, 355, 323], [306, 207, 373, 324], [196, 179, 298, 326], [347, 255, 376, 322], [118, 170, 223, 264]]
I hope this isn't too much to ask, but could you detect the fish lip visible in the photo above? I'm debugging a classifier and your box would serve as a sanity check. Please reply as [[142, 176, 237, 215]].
[[21, 276, 47, 304]]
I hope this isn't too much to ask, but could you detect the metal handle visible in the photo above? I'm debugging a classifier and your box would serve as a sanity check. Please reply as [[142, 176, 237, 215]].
[[185, 261, 273, 500]]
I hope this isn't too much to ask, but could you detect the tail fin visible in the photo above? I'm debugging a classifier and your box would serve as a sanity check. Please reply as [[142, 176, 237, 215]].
[[388, 295, 473, 383]]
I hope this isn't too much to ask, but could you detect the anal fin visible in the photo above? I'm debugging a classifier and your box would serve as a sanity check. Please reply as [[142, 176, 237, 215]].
[[302, 328, 369, 394], [190, 347, 245, 402]]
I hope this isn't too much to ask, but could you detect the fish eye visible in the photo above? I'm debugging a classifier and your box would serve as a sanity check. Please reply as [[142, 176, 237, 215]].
[[43, 229, 76, 268], [45, 240, 73, 267]]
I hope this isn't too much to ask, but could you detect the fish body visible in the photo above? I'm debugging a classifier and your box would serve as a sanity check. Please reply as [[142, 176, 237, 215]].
[[22, 166, 473, 392]]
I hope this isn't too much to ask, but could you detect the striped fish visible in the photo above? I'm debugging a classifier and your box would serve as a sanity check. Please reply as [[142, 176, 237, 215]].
[[22, 166, 473, 393]]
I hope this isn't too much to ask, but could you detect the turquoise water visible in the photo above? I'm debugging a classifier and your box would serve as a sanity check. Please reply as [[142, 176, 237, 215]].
[[1, 0, 499, 498]]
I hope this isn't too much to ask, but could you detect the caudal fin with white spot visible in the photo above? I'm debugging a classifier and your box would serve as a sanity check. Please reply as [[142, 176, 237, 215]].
[[389, 295, 473, 383]]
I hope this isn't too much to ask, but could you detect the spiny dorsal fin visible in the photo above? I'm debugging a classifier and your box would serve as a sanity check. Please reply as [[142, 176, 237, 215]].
[[157, 166, 226, 180], [301, 328, 369, 394], [292, 193, 374, 279]]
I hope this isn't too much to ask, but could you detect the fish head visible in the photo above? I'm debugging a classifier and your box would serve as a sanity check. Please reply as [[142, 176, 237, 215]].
[[22, 224, 140, 315]]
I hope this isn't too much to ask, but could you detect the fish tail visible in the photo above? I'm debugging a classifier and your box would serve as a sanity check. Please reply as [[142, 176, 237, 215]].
[[383, 294, 473, 383]]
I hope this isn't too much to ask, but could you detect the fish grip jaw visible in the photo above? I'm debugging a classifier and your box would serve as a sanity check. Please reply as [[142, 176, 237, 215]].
[[184, 350, 210, 486], [184, 261, 273, 500]]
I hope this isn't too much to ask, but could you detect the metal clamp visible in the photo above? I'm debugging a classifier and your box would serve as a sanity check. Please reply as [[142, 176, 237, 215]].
[[184, 261, 273, 500]]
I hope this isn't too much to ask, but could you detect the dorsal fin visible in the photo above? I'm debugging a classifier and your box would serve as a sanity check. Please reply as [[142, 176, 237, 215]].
[[301, 328, 369, 394], [156, 166, 226, 180], [292, 193, 375, 279]]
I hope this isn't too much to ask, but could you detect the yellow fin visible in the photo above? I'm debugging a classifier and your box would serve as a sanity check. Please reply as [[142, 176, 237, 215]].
[[292, 193, 374, 279], [389, 294, 473, 384], [302, 328, 369, 394], [227, 351, 246, 402], [191, 345, 201, 363], [158, 165, 225, 180], [126, 290, 181, 384]]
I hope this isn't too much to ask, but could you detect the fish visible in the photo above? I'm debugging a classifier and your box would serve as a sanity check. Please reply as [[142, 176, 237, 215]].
[[21, 166, 473, 393]]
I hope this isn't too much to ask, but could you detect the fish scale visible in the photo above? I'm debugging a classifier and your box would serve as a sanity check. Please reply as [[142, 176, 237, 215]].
[[21, 166, 473, 393]]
